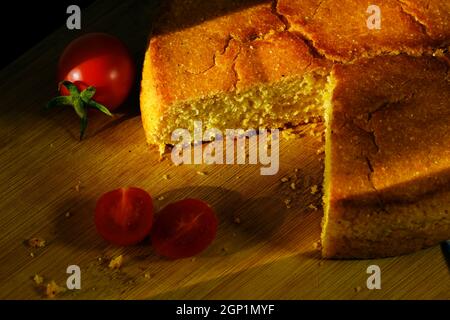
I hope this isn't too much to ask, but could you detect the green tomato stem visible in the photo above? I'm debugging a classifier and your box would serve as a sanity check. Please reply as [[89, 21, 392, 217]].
[[45, 81, 113, 140]]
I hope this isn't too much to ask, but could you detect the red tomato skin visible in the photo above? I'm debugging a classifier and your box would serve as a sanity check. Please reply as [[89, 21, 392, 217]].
[[151, 199, 218, 259], [58, 33, 135, 110], [95, 188, 153, 246]]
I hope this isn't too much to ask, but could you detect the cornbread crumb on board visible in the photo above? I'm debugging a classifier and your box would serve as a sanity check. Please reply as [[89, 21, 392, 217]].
[[109, 255, 124, 270], [27, 237, 46, 248], [33, 274, 44, 285], [46, 281, 66, 298], [74, 180, 81, 192], [313, 241, 322, 251], [284, 199, 292, 209]]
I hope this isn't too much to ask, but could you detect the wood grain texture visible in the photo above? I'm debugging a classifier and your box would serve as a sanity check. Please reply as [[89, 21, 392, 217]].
[[0, 0, 448, 300]]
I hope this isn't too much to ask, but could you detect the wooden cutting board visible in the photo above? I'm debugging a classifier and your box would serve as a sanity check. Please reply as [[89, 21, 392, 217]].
[[0, 0, 448, 300]]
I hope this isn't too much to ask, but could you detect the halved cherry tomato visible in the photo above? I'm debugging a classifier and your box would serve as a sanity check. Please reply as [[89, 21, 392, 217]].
[[95, 188, 153, 246], [151, 199, 218, 259]]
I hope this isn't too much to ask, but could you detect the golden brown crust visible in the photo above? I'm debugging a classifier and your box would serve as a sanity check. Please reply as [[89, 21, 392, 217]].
[[323, 55, 450, 258], [277, 0, 447, 62], [398, 0, 450, 42], [148, 0, 286, 105], [234, 31, 331, 91]]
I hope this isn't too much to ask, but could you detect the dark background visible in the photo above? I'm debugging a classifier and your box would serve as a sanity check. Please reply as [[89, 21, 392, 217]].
[[0, 1, 95, 70]]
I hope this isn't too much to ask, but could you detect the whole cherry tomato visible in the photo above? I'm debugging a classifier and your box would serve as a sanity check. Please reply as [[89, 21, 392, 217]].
[[58, 33, 135, 110], [47, 33, 135, 139]]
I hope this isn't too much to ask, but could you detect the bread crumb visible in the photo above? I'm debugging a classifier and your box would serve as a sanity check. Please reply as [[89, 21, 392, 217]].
[[144, 273, 151, 279], [316, 146, 325, 155], [109, 255, 123, 270], [196, 171, 207, 176], [30, 252, 35, 258], [46, 281, 66, 298], [284, 199, 292, 209], [74, 181, 81, 192], [318, 261, 324, 267], [354, 286, 362, 293], [33, 274, 44, 285], [28, 237, 46, 248], [308, 204, 318, 211], [310, 185, 318, 195], [281, 128, 297, 140], [157, 196, 165, 201], [280, 177, 289, 183], [313, 241, 322, 250], [158, 144, 166, 156], [290, 182, 296, 190], [162, 174, 170, 180], [233, 217, 241, 224], [65, 212, 71, 218]]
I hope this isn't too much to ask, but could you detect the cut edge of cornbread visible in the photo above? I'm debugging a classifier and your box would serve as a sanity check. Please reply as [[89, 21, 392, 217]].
[[320, 74, 335, 258], [141, 67, 329, 149]]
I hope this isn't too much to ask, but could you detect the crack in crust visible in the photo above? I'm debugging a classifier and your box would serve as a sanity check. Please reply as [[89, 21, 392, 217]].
[[273, 0, 331, 61], [364, 156, 391, 215], [271, 0, 291, 31], [397, 0, 432, 39], [182, 0, 449, 79], [230, 43, 242, 90], [311, 0, 326, 21], [184, 35, 236, 75]]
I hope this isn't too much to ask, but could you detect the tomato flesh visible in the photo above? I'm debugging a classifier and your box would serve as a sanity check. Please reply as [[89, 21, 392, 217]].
[[151, 199, 218, 259], [95, 187, 153, 246], [58, 33, 135, 110]]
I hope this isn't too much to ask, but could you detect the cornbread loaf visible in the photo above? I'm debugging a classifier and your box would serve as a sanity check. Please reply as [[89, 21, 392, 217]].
[[141, 0, 450, 258]]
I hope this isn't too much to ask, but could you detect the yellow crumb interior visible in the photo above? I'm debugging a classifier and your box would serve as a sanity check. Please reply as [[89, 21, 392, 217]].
[[148, 73, 328, 145]]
